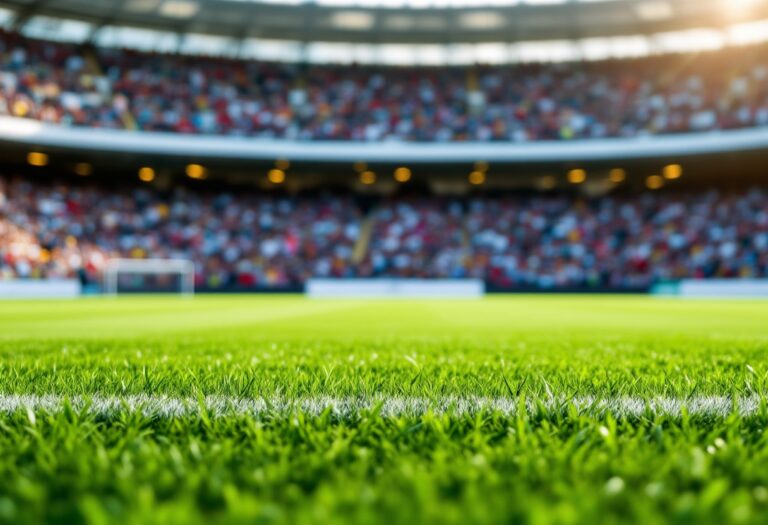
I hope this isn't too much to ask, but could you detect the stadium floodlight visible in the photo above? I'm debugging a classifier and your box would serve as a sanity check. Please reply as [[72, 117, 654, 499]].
[[103, 259, 195, 297], [27, 152, 49, 167]]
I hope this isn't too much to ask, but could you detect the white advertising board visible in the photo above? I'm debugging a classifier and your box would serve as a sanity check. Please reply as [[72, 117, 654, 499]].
[[0, 280, 81, 299], [306, 279, 485, 299], [676, 279, 768, 298]]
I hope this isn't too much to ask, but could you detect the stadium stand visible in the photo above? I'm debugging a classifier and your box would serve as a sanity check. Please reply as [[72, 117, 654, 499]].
[[2, 22, 768, 293], [0, 176, 361, 288], [2, 175, 766, 290], [2, 29, 768, 142]]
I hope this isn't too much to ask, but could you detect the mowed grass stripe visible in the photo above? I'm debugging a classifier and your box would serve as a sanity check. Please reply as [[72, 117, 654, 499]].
[[0, 297, 361, 339], [1, 296, 767, 340], [2, 394, 765, 418]]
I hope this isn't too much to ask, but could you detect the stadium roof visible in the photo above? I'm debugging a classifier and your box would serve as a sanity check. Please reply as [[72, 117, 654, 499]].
[[1, 0, 767, 45]]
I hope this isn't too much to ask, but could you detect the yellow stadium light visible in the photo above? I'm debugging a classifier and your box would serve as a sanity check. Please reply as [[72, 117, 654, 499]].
[[275, 158, 290, 170], [268, 169, 286, 184], [394, 167, 412, 183], [468, 171, 485, 186], [354, 161, 368, 173], [27, 152, 49, 167], [609, 168, 626, 183], [360, 171, 376, 185], [74, 163, 92, 177], [138, 167, 156, 182], [186, 164, 207, 180], [567, 169, 586, 184], [663, 164, 683, 180], [646, 175, 664, 190]]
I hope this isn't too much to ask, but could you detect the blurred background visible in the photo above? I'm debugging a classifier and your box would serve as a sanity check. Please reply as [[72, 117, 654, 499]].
[[0, 0, 767, 297]]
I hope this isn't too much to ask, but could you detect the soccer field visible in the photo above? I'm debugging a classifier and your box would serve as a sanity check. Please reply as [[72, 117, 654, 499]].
[[1, 296, 767, 524]]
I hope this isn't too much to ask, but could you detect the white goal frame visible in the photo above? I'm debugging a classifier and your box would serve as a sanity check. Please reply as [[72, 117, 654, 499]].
[[103, 258, 195, 297]]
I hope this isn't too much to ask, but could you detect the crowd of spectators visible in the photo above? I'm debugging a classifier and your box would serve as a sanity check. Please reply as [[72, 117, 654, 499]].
[[3, 29, 768, 141], [2, 175, 767, 289], [0, 177, 361, 288], [363, 199, 467, 278], [465, 192, 768, 288]]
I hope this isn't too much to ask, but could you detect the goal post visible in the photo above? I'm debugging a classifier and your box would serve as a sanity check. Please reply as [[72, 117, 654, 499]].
[[103, 259, 195, 297]]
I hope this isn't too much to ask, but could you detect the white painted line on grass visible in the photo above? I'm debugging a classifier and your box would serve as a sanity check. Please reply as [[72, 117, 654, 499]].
[[0, 394, 764, 419]]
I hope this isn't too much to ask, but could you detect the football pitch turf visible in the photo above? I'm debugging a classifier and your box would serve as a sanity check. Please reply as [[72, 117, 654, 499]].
[[1, 296, 767, 524]]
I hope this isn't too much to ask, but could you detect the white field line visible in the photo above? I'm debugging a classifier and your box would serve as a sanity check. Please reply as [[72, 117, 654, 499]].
[[0, 394, 765, 418]]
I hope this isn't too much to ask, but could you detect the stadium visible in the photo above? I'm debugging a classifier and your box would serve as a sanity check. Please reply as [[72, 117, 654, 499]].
[[1, 0, 768, 523]]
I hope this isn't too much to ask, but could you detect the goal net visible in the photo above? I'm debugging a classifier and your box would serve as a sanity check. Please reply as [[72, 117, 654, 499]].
[[103, 259, 195, 296]]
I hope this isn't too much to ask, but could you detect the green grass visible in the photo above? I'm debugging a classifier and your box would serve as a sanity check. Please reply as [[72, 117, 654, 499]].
[[1, 296, 767, 525]]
